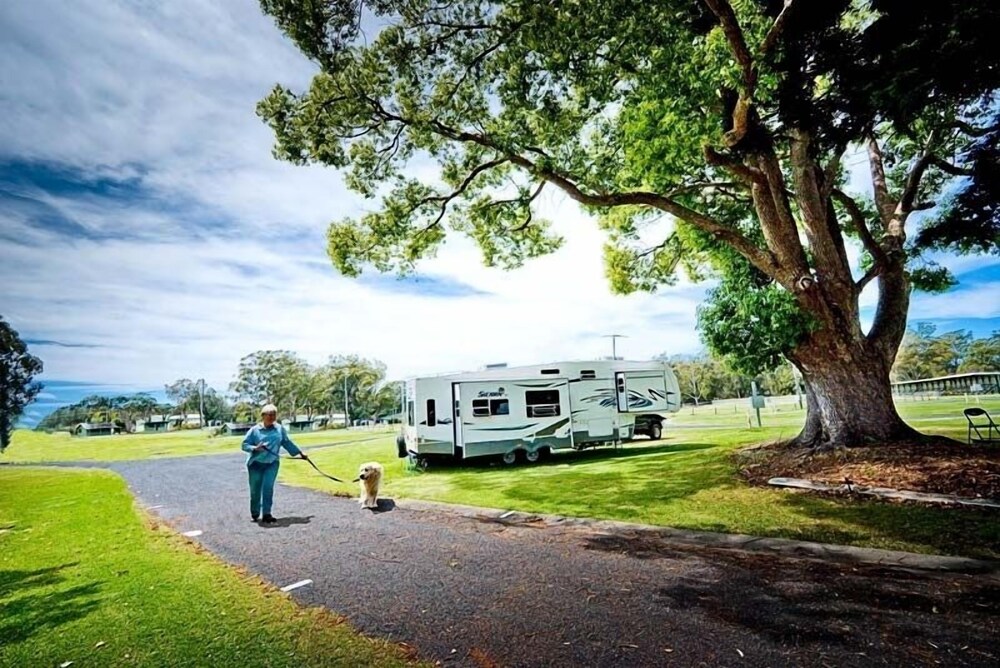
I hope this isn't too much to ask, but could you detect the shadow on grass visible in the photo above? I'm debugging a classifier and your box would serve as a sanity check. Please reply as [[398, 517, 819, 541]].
[[771, 493, 1000, 560], [0, 564, 102, 644], [411, 440, 720, 473], [582, 533, 1000, 648]]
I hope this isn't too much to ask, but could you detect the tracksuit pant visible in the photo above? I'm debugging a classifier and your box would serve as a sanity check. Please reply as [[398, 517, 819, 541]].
[[247, 460, 280, 517]]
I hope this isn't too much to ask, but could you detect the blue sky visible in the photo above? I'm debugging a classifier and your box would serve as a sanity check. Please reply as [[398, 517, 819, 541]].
[[2, 1, 998, 427]]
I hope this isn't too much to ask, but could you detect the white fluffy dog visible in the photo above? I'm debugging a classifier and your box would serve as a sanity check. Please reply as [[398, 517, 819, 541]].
[[355, 461, 383, 509]]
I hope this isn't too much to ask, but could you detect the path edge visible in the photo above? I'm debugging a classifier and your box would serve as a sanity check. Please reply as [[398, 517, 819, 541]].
[[393, 498, 1000, 577]]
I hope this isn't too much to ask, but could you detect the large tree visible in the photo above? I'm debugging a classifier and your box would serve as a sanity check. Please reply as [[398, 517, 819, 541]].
[[0, 316, 43, 451], [229, 351, 312, 414], [257, 0, 1000, 449]]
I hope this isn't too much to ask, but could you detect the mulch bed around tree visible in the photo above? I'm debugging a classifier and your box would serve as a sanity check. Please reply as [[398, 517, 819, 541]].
[[737, 439, 1000, 501]]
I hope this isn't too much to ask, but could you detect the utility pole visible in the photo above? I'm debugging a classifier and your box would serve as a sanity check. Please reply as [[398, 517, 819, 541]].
[[602, 334, 628, 360], [343, 374, 350, 428], [198, 378, 205, 429]]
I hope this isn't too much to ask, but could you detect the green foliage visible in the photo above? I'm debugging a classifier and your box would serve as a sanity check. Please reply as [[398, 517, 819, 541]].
[[0, 316, 43, 451], [916, 113, 1000, 256], [697, 257, 813, 377], [229, 350, 313, 411], [960, 331, 1000, 373]]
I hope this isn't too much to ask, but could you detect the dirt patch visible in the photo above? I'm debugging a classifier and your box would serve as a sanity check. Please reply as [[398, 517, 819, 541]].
[[737, 440, 1000, 501]]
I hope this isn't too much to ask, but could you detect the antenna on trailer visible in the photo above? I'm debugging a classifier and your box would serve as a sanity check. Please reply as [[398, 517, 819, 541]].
[[602, 334, 628, 361]]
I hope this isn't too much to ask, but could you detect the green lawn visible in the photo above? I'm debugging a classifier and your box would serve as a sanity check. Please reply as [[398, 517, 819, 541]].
[[279, 396, 1000, 559], [1, 426, 393, 463], [0, 467, 420, 668]]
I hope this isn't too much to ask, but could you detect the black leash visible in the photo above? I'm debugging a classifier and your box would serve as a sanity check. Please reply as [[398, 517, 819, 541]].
[[298, 455, 349, 484]]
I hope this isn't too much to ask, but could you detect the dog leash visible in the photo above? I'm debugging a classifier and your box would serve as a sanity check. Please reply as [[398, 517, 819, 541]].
[[303, 456, 351, 483]]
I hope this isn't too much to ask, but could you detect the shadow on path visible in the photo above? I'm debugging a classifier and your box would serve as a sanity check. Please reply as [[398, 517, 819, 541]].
[[259, 515, 314, 529]]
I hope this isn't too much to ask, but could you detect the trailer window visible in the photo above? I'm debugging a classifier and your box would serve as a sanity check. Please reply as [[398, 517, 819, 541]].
[[526, 389, 561, 417], [540, 368, 560, 375], [580, 369, 596, 379], [472, 398, 509, 417], [407, 400, 414, 426], [426, 399, 436, 427]]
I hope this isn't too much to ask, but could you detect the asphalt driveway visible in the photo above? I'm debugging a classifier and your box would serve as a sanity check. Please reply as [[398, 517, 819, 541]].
[[103, 453, 1000, 667]]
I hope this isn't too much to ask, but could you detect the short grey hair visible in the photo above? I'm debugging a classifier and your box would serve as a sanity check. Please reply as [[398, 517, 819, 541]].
[[261, 403, 278, 415]]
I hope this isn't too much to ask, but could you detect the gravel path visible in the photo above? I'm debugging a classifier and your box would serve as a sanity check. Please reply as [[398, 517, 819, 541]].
[[105, 454, 1000, 667]]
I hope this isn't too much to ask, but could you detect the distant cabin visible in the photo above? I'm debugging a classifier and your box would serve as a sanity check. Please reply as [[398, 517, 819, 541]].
[[223, 422, 255, 436], [135, 415, 169, 433], [167, 413, 203, 430], [284, 415, 330, 433], [74, 422, 121, 437]]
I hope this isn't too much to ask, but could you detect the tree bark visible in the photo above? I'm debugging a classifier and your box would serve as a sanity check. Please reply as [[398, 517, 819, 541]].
[[789, 327, 917, 449]]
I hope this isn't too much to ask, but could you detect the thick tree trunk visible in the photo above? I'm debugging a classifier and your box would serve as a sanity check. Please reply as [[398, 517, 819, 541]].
[[792, 328, 921, 449]]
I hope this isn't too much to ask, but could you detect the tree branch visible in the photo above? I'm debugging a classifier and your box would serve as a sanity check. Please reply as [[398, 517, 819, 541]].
[[831, 189, 887, 267], [702, 0, 756, 92], [896, 132, 938, 219], [947, 119, 993, 137], [703, 145, 765, 183], [929, 156, 974, 176], [759, 0, 796, 58], [358, 95, 781, 280], [866, 134, 893, 227], [856, 263, 881, 291]]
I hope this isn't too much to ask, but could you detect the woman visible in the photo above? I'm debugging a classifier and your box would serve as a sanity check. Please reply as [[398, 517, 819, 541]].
[[241, 404, 308, 523]]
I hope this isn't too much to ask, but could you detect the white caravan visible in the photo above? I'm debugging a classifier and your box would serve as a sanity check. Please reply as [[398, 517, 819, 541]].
[[396, 360, 681, 465]]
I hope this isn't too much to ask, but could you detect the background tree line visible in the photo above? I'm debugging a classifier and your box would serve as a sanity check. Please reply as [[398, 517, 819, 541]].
[[35, 350, 400, 433], [892, 325, 1000, 381], [657, 353, 797, 405]]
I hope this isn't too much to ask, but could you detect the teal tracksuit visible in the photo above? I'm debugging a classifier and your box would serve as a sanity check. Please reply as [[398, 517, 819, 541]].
[[241, 423, 302, 517]]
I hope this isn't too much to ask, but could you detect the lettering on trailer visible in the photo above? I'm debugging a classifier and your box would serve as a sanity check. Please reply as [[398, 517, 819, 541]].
[[477, 387, 506, 398]]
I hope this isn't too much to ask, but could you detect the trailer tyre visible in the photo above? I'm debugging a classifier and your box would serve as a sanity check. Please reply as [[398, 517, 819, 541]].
[[501, 450, 518, 465], [649, 421, 662, 440], [525, 449, 541, 463]]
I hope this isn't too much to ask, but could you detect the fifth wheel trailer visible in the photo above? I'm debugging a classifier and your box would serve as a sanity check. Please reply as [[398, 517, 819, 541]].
[[396, 359, 681, 465]]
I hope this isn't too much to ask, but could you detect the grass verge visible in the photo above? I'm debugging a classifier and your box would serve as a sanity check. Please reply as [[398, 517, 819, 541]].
[[0, 467, 421, 668], [2, 427, 393, 463]]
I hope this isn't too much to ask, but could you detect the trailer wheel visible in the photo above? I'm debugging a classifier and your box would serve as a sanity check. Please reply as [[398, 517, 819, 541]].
[[524, 449, 541, 463], [501, 450, 518, 465], [649, 421, 662, 440]]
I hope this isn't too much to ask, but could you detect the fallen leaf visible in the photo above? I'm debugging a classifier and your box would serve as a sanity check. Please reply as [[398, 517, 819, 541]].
[[736, 648, 744, 658], [95, 641, 106, 649], [60, 662, 73, 668], [664, 648, 674, 653]]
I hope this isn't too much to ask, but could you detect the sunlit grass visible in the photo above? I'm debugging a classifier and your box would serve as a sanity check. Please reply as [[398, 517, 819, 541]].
[[0, 467, 421, 667], [280, 396, 1000, 558], [2, 426, 393, 463]]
